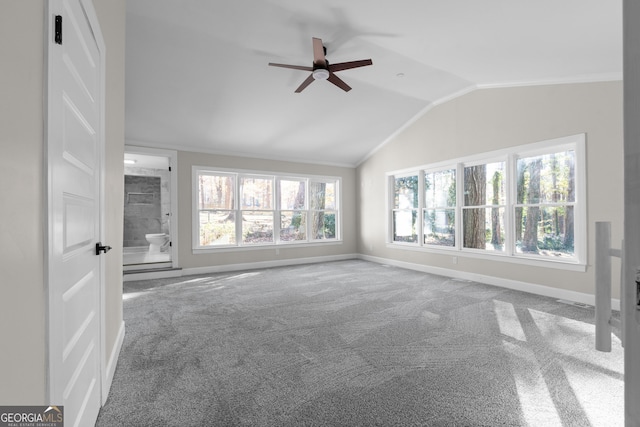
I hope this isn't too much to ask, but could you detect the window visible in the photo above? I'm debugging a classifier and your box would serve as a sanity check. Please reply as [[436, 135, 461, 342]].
[[197, 172, 236, 246], [193, 168, 340, 250], [424, 168, 456, 247], [241, 175, 274, 244], [462, 161, 505, 252], [310, 180, 337, 240], [387, 134, 586, 268], [515, 148, 575, 259], [392, 175, 419, 243], [279, 178, 307, 241]]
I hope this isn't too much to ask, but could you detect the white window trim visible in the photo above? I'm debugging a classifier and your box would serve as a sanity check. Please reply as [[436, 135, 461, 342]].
[[192, 166, 342, 253], [386, 134, 587, 272]]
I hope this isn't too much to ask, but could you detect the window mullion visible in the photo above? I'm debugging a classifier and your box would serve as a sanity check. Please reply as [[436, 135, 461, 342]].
[[236, 174, 242, 246], [505, 154, 515, 256], [387, 176, 393, 243], [456, 162, 464, 251], [274, 178, 281, 244], [304, 179, 310, 242], [418, 170, 425, 246], [307, 179, 313, 240]]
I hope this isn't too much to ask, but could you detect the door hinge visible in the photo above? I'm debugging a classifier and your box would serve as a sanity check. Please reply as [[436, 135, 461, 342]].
[[169, 166, 172, 172], [54, 15, 62, 45], [169, 241, 172, 247]]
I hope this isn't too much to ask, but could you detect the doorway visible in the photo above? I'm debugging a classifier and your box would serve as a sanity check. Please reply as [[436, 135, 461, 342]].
[[123, 147, 178, 271]]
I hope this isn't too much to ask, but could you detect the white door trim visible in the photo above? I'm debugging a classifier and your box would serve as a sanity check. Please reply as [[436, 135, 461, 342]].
[[124, 145, 179, 268], [624, 1, 640, 425]]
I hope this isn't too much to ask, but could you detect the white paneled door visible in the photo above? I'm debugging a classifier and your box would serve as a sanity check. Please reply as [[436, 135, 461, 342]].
[[46, 1, 106, 426]]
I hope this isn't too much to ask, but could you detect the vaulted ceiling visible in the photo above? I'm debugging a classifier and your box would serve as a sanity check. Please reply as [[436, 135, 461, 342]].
[[125, 0, 622, 166]]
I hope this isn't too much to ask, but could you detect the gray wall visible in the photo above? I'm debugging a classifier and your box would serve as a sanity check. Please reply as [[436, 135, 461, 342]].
[[0, 1, 47, 404], [177, 151, 358, 269], [357, 81, 623, 298], [124, 167, 171, 247]]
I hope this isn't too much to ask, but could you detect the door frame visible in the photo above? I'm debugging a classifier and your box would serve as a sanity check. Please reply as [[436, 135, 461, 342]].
[[44, 0, 107, 407], [124, 145, 179, 269], [624, 1, 640, 424]]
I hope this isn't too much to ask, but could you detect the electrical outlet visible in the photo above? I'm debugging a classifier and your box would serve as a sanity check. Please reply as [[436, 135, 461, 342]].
[[452, 256, 458, 265]]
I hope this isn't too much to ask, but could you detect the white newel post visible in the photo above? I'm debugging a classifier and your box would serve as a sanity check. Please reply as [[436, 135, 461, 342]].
[[596, 222, 613, 352]]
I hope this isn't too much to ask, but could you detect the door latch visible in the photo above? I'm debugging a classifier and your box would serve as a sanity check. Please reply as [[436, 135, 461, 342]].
[[54, 15, 62, 45], [95, 242, 112, 255]]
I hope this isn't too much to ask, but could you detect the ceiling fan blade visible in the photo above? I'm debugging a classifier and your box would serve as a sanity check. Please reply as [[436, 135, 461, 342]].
[[295, 74, 315, 93], [329, 59, 373, 73], [269, 63, 313, 72], [327, 72, 352, 92], [312, 37, 326, 66]]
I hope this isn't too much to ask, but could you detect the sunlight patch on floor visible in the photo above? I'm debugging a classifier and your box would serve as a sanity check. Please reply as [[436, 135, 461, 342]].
[[123, 291, 147, 301], [503, 340, 563, 426], [562, 360, 624, 426], [529, 308, 623, 374], [494, 299, 527, 342]]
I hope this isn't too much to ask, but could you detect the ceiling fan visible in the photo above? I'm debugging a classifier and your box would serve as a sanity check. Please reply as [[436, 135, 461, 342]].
[[268, 37, 372, 93]]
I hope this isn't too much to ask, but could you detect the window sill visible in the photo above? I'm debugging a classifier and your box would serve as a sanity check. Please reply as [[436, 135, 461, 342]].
[[386, 242, 586, 272], [193, 240, 343, 254]]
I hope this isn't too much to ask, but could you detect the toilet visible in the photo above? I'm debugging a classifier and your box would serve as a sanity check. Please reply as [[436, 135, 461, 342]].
[[145, 233, 170, 253]]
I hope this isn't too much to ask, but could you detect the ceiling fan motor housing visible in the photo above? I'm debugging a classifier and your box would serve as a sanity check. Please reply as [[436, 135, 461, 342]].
[[312, 68, 330, 80]]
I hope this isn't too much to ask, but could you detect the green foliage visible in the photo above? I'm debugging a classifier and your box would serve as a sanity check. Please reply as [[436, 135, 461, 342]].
[[323, 214, 336, 238], [200, 220, 235, 245], [538, 234, 573, 252], [395, 176, 419, 208]]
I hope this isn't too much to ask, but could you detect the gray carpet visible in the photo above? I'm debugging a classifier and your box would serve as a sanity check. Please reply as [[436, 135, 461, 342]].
[[96, 260, 623, 426]]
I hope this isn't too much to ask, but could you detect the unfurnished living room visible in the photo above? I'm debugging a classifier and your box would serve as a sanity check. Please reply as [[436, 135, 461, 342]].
[[3, 0, 640, 426]]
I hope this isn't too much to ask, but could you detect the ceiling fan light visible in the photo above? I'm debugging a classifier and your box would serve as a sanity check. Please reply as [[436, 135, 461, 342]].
[[312, 69, 330, 80]]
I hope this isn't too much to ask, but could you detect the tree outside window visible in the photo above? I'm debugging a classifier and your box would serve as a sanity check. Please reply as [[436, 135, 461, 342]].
[[310, 180, 337, 240], [424, 169, 456, 247], [515, 150, 575, 258], [462, 161, 505, 252], [240, 176, 274, 244], [195, 169, 340, 249], [198, 173, 236, 246], [388, 135, 583, 266], [280, 179, 306, 241]]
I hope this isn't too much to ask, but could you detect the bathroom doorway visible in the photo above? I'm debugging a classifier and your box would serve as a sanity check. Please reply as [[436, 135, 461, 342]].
[[123, 146, 178, 271]]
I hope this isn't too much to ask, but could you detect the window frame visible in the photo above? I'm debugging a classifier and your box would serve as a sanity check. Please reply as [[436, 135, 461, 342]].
[[277, 176, 308, 244], [423, 166, 457, 249], [461, 158, 508, 254], [192, 166, 342, 253], [390, 172, 421, 245], [386, 134, 587, 271]]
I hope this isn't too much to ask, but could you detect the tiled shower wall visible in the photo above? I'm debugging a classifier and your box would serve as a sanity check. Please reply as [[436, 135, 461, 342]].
[[123, 166, 171, 247]]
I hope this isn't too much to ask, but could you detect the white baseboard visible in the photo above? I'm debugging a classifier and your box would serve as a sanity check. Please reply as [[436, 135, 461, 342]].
[[181, 253, 358, 276], [123, 254, 359, 281], [102, 320, 125, 405], [358, 254, 621, 311], [123, 268, 183, 282]]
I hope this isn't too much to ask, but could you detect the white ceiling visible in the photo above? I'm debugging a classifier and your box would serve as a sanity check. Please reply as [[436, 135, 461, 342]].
[[124, 152, 169, 169], [125, 0, 622, 167]]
